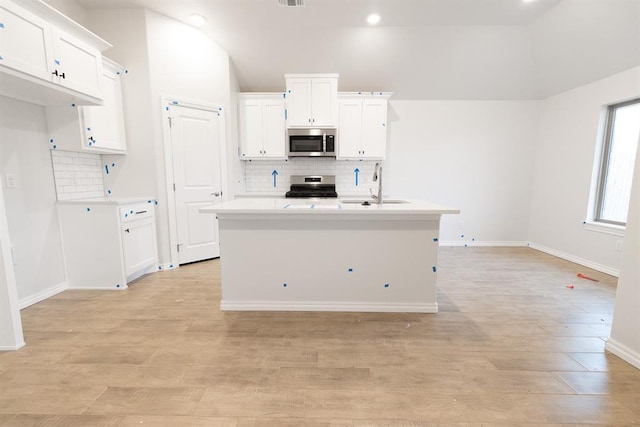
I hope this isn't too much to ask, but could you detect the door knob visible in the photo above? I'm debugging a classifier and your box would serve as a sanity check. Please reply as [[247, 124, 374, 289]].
[[211, 192, 220, 197]]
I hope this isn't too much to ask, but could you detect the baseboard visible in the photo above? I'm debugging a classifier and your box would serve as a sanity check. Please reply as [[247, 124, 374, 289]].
[[221, 300, 438, 313], [439, 241, 528, 247], [528, 242, 620, 277], [606, 338, 640, 369], [157, 263, 177, 271], [18, 281, 68, 310], [0, 341, 25, 351]]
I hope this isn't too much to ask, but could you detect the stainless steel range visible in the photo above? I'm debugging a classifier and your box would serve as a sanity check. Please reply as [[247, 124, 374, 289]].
[[285, 175, 338, 198]]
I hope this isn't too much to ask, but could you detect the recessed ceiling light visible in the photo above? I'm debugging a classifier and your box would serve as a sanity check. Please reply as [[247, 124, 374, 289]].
[[188, 14, 206, 27], [367, 13, 381, 25]]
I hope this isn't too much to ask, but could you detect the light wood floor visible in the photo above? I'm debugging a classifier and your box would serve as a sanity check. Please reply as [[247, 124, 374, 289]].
[[1, 247, 639, 426]]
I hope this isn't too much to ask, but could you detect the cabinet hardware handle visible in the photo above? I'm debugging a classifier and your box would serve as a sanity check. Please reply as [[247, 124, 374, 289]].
[[60, 72, 65, 79], [52, 70, 58, 76], [124, 228, 130, 233], [135, 210, 147, 214]]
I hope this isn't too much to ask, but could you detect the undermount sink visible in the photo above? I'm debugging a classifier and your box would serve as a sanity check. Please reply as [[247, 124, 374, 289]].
[[339, 199, 410, 205]]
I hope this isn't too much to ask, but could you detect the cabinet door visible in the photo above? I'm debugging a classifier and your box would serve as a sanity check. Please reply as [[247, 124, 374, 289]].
[[262, 98, 286, 158], [82, 61, 126, 152], [0, 0, 54, 81], [310, 77, 338, 127], [337, 99, 363, 158], [238, 99, 264, 158], [122, 218, 156, 280], [361, 99, 387, 159], [286, 78, 312, 127], [51, 27, 102, 99]]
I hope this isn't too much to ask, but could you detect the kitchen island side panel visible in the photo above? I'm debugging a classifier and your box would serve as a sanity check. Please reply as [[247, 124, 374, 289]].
[[217, 217, 441, 312]]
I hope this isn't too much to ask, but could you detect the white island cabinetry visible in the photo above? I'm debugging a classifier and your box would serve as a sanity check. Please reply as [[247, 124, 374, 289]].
[[338, 93, 390, 159], [238, 93, 286, 159], [201, 199, 459, 312], [58, 198, 158, 289]]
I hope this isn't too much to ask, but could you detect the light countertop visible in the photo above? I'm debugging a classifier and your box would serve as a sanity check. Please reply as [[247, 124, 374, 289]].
[[57, 197, 156, 206], [200, 198, 459, 216]]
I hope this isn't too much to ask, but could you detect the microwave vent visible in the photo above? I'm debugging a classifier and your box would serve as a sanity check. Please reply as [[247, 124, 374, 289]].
[[278, 0, 305, 6]]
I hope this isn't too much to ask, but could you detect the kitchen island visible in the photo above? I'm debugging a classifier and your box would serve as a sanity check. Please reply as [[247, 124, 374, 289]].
[[200, 198, 459, 312]]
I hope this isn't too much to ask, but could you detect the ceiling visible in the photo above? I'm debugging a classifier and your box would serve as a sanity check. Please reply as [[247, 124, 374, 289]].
[[73, 0, 639, 100]]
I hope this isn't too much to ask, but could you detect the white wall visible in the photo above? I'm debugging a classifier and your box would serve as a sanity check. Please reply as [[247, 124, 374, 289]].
[[87, 9, 233, 266], [528, 67, 640, 275], [607, 120, 640, 368], [0, 97, 67, 305], [385, 100, 540, 244], [0, 176, 24, 350], [532, 0, 640, 98]]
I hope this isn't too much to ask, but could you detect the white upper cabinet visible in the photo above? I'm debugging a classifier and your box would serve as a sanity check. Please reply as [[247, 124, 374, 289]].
[[50, 26, 102, 99], [46, 58, 127, 154], [338, 93, 391, 160], [0, 0, 54, 81], [285, 74, 338, 128], [238, 93, 286, 159], [0, 0, 110, 106]]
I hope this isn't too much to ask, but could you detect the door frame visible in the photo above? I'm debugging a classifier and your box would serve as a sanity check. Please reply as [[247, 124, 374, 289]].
[[160, 95, 228, 269]]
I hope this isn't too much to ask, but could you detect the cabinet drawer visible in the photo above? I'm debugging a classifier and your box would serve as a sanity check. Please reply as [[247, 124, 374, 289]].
[[119, 203, 153, 222]]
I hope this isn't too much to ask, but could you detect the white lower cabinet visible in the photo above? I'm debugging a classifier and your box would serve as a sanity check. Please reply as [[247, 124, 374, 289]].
[[58, 199, 158, 289]]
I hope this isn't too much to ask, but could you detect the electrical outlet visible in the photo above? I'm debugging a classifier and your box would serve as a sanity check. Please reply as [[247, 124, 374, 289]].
[[5, 173, 17, 188], [615, 240, 623, 252]]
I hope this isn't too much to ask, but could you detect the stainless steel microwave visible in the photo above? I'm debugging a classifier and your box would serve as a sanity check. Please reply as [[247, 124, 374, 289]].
[[287, 128, 336, 157]]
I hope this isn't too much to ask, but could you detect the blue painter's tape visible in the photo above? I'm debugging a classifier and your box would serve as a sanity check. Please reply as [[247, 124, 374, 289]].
[[472, 238, 475, 242], [460, 234, 464, 238], [112, 163, 115, 167], [154, 201, 158, 205], [283, 283, 287, 287], [348, 268, 353, 272], [125, 213, 128, 217], [0, 55, 3, 61], [283, 204, 290, 209], [464, 244, 468, 247], [433, 238, 439, 242], [219, 107, 223, 111], [116, 284, 120, 288], [172, 100, 178, 105], [310, 204, 315, 209], [52, 145, 57, 149], [86, 208, 91, 212], [158, 266, 163, 270], [125, 69, 129, 74], [384, 283, 390, 288], [148, 200, 151, 203], [169, 264, 174, 268], [50, 139, 54, 143], [165, 106, 169, 111], [105, 165, 109, 174], [432, 266, 437, 272], [285, 109, 288, 120], [87, 127, 91, 131], [282, 92, 286, 98], [71, 103, 76, 107], [107, 189, 112, 194], [55, 59, 60, 65], [130, 210, 134, 214], [0, 23, 4, 28]]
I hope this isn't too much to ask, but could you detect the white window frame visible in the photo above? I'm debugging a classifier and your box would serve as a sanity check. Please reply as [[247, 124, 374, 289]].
[[585, 98, 640, 236]]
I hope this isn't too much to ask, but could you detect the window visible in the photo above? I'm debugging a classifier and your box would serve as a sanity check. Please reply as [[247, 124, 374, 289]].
[[594, 99, 640, 226]]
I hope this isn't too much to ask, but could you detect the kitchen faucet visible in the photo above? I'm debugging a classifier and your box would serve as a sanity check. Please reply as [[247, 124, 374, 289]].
[[371, 162, 383, 204]]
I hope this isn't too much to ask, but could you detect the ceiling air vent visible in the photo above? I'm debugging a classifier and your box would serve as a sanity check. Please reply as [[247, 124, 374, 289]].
[[278, 0, 305, 7]]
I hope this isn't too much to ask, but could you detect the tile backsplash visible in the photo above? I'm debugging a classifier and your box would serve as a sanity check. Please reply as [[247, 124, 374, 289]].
[[243, 158, 380, 196], [50, 150, 105, 200]]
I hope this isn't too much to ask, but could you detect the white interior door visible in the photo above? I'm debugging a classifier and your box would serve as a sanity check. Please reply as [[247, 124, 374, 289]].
[[169, 105, 222, 264]]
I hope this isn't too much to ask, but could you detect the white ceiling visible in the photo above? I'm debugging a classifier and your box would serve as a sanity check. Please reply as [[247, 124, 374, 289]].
[[73, 0, 639, 99]]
